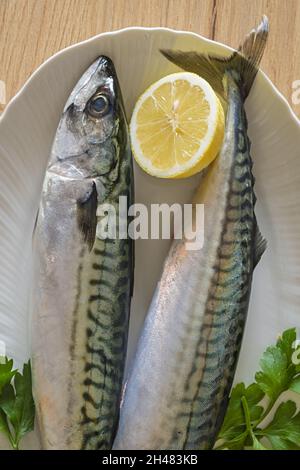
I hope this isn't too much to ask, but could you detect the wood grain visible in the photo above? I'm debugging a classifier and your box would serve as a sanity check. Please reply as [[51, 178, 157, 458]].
[[0, 0, 299, 117]]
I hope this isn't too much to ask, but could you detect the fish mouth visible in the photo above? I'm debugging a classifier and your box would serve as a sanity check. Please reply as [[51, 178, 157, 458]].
[[96, 55, 117, 78]]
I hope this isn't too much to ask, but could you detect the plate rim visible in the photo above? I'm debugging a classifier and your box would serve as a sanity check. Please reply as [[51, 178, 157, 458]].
[[1, 26, 299, 129], [0, 25, 300, 451]]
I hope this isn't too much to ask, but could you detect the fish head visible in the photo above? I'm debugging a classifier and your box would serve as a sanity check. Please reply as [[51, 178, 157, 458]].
[[50, 56, 127, 179]]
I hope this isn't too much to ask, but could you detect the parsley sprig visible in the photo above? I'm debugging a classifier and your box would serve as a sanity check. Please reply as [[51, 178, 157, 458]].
[[0, 358, 35, 450], [0, 331, 299, 450], [216, 328, 300, 450]]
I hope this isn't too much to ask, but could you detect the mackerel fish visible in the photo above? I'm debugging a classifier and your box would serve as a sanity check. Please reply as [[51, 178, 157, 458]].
[[31, 56, 134, 450], [114, 17, 269, 450]]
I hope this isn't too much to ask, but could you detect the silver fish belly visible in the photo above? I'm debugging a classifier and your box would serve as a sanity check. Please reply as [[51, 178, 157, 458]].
[[114, 19, 268, 450], [31, 56, 134, 450]]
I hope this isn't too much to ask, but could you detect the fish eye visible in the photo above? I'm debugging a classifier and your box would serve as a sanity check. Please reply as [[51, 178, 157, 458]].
[[87, 94, 111, 118]]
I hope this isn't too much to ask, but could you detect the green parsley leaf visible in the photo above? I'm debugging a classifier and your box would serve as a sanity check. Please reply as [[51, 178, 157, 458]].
[[260, 401, 300, 450], [216, 431, 248, 450], [277, 328, 297, 362], [216, 328, 300, 451], [0, 358, 16, 395], [217, 383, 264, 449], [0, 408, 12, 442], [219, 383, 264, 438], [255, 345, 294, 401], [292, 347, 300, 372], [289, 376, 300, 394], [252, 435, 267, 450], [0, 360, 35, 450]]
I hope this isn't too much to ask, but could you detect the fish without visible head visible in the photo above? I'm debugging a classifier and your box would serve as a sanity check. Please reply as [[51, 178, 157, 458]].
[[114, 17, 268, 450], [31, 56, 134, 450]]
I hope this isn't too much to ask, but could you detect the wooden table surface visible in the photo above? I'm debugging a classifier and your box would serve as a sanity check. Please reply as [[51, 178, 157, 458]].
[[0, 0, 300, 117]]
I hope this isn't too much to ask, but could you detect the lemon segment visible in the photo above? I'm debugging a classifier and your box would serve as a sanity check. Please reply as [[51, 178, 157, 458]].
[[130, 72, 225, 179]]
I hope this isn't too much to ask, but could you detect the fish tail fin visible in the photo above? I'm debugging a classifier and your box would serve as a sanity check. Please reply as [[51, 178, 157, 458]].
[[160, 15, 269, 100], [236, 15, 269, 98]]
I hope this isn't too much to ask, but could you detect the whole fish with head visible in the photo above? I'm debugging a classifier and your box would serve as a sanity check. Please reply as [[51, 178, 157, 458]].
[[31, 56, 134, 450], [114, 17, 268, 450]]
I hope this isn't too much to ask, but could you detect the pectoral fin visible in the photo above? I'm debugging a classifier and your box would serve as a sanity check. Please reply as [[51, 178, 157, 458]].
[[253, 223, 267, 268], [77, 182, 98, 252]]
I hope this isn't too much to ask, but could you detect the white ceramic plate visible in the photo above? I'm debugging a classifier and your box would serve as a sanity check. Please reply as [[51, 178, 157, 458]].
[[0, 27, 300, 450]]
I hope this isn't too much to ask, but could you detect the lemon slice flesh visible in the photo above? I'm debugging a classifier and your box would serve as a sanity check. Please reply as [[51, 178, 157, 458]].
[[130, 72, 224, 178]]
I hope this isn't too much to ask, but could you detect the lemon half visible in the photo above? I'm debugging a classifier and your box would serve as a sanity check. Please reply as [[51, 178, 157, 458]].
[[130, 72, 224, 178]]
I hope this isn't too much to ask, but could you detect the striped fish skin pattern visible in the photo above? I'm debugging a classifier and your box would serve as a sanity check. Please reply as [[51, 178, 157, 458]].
[[114, 19, 268, 451], [31, 56, 133, 450]]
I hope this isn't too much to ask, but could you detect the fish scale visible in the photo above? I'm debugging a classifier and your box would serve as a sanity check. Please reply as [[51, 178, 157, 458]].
[[71, 163, 132, 450], [184, 98, 254, 440], [184, 94, 251, 448]]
